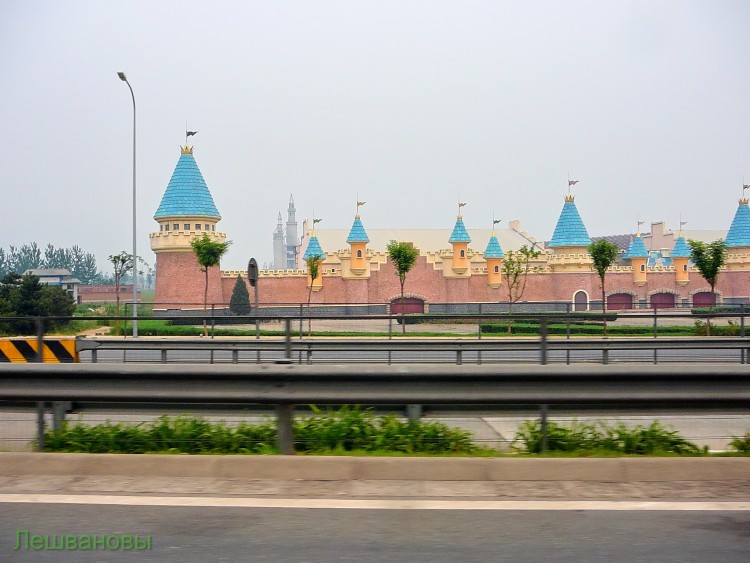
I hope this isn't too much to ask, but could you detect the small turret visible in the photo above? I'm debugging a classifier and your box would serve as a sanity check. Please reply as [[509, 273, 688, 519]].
[[623, 232, 649, 286], [303, 224, 325, 292], [346, 202, 370, 276], [672, 235, 691, 285], [484, 230, 505, 288], [449, 203, 471, 275]]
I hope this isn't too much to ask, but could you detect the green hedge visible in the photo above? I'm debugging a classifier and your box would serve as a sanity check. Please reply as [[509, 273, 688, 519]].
[[480, 322, 693, 336], [43, 408, 486, 455]]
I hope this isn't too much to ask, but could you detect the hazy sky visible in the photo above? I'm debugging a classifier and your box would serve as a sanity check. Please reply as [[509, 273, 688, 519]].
[[2, 0, 749, 272]]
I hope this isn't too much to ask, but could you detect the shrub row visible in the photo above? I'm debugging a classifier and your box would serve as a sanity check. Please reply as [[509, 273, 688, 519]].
[[43, 408, 484, 455], [512, 420, 706, 455], [480, 322, 693, 336]]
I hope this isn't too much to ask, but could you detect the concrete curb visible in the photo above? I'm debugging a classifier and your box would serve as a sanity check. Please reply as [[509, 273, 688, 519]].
[[1, 453, 748, 482]]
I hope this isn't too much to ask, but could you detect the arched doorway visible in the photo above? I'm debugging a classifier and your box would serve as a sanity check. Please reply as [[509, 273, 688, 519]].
[[607, 293, 633, 310], [650, 293, 676, 309], [390, 297, 425, 315], [573, 290, 588, 312], [693, 292, 716, 307]]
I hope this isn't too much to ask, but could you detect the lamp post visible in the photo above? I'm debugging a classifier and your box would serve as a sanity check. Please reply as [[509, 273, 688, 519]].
[[117, 71, 138, 337]]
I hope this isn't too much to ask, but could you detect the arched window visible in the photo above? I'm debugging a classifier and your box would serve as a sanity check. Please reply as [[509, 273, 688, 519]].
[[493, 265, 499, 273], [640, 264, 645, 272], [460, 249, 465, 258], [356, 249, 362, 258], [683, 264, 688, 272]]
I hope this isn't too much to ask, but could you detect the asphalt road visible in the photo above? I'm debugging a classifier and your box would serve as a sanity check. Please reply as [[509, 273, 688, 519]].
[[2, 503, 749, 562]]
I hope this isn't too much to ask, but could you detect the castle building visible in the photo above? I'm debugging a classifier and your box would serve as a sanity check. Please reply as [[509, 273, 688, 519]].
[[151, 144, 750, 312]]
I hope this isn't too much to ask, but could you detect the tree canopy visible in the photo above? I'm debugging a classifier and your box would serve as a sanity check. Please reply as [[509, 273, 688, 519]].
[[687, 239, 727, 295], [0, 273, 76, 335]]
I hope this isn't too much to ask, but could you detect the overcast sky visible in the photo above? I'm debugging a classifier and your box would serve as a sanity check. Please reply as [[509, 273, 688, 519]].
[[2, 0, 749, 272]]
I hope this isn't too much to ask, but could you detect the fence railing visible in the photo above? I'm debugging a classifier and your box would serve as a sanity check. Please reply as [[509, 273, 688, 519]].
[[3, 363, 750, 453]]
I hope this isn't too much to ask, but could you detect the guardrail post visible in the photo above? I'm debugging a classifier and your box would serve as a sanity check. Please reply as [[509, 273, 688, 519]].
[[284, 319, 292, 360], [456, 347, 462, 365], [161, 349, 167, 364], [232, 350, 239, 364], [35, 317, 44, 363], [540, 319, 548, 365], [540, 404, 549, 453], [299, 304, 303, 340], [566, 312, 571, 365], [276, 403, 295, 455], [653, 307, 658, 364], [36, 402, 45, 451], [406, 404, 422, 423], [52, 401, 69, 432]]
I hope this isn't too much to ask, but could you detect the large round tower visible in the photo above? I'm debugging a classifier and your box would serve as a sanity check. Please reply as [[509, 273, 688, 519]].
[[149, 145, 228, 309]]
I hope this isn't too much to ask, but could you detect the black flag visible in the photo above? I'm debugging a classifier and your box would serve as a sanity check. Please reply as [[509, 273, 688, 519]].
[[186, 131, 198, 137]]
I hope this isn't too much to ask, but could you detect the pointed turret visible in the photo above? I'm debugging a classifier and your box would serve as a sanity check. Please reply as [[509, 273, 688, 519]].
[[623, 233, 649, 285], [303, 225, 325, 292], [449, 206, 471, 275], [484, 231, 504, 288], [548, 194, 591, 251], [150, 145, 228, 308], [286, 194, 298, 268], [672, 235, 691, 285], [346, 207, 370, 276], [273, 212, 285, 270], [725, 197, 750, 247]]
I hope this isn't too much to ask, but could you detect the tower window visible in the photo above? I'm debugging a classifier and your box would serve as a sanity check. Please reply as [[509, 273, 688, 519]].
[[460, 250, 465, 258], [683, 264, 688, 272], [640, 264, 645, 272], [196, 224, 201, 230], [205, 224, 210, 231], [494, 265, 499, 273], [164, 224, 169, 232], [174, 224, 179, 231], [211, 225, 215, 231], [184, 224, 190, 231], [356, 250, 362, 258]]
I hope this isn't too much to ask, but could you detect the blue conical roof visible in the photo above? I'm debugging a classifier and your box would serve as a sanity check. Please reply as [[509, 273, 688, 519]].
[[303, 235, 325, 260], [449, 217, 471, 243], [623, 235, 648, 260], [484, 234, 504, 259], [548, 198, 591, 247], [725, 200, 750, 247], [154, 148, 221, 219], [671, 236, 691, 258], [346, 217, 370, 244]]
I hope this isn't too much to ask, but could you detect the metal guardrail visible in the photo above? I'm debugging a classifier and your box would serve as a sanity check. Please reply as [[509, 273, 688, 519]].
[[76, 334, 750, 365], [2, 363, 750, 453]]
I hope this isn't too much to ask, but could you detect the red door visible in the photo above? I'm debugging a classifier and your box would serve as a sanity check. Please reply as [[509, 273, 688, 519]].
[[606, 293, 633, 310], [692, 292, 716, 307], [650, 293, 675, 309], [391, 297, 425, 314]]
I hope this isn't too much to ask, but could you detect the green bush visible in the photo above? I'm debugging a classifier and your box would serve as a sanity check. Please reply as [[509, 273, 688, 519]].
[[480, 322, 692, 336], [512, 420, 704, 455], [729, 433, 750, 453], [43, 409, 487, 455]]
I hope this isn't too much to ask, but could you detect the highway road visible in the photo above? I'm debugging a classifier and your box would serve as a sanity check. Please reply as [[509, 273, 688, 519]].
[[2, 501, 749, 561]]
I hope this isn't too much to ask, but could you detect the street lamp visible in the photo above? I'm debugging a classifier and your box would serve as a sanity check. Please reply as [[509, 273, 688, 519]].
[[117, 71, 138, 337]]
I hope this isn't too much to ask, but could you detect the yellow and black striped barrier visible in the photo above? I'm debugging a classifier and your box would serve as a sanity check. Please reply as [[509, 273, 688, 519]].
[[0, 338, 79, 363]]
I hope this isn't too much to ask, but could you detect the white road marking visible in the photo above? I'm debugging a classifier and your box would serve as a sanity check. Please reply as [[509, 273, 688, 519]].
[[1, 494, 749, 511]]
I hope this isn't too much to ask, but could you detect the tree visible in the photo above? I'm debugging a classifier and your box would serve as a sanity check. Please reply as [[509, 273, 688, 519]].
[[190, 233, 232, 336], [386, 240, 418, 335], [688, 239, 727, 335], [0, 273, 75, 335], [229, 274, 252, 316], [501, 245, 542, 333], [305, 255, 323, 336], [588, 239, 619, 336], [108, 252, 132, 336]]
